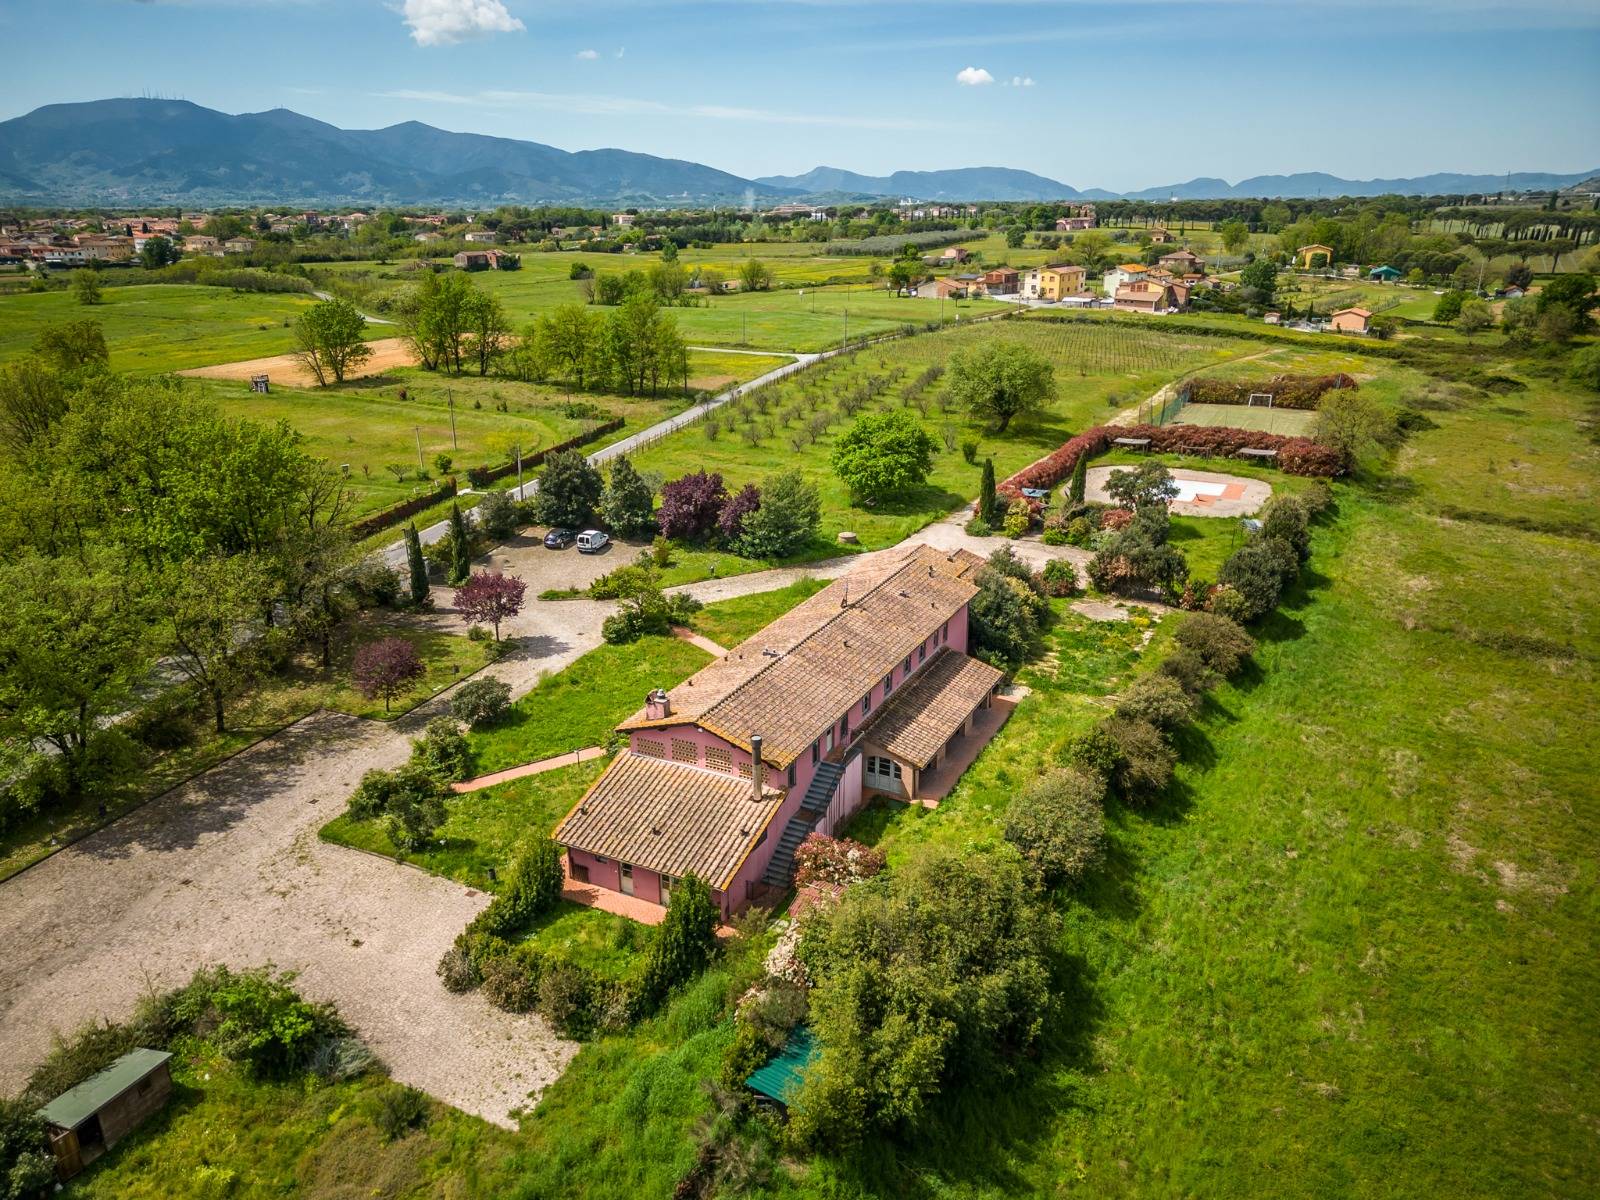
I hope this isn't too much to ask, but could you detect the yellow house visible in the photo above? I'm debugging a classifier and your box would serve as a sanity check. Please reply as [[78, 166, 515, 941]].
[[1296, 244, 1335, 270], [1033, 263, 1086, 301]]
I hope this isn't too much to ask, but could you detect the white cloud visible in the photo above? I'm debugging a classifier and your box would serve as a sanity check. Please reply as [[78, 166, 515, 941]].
[[955, 66, 994, 86], [402, 0, 524, 47], [1007, 75, 1035, 87], [576, 48, 599, 59], [615, 46, 626, 58]]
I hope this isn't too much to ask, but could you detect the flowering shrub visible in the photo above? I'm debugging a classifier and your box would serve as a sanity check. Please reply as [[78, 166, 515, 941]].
[[656, 470, 728, 541], [793, 833, 886, 889], [1100, 507, 1134, 531]]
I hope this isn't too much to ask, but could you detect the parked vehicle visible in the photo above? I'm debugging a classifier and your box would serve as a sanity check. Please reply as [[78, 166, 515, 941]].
[[543, 528, 575, 549], [576, 530, 610, 554]]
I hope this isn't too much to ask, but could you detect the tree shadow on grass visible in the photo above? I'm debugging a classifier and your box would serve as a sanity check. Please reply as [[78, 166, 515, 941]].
[[1075, 827, 1143, 921]]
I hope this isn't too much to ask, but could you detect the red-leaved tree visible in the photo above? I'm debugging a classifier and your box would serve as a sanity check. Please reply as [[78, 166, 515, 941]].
[[656, 470, 727, 541], [454, 572, 527, 641], [352, 636, 425, 712]]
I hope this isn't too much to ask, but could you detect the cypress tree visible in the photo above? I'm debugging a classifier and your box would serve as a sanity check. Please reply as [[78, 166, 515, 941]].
[[978, 457, 998, 524], [448, 502, 472, 586], [404, 522, 430, 606], [1068, 452, 1087, 505]]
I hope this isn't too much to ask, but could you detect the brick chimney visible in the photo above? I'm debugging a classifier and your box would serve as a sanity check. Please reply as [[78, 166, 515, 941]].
[[750, 734, 763, 802], [645, 688, 670, 720]]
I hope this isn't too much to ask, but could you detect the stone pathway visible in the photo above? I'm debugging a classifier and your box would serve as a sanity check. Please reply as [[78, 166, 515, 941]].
[[674, 627, 730, 656], [450, 746, 608, 794]]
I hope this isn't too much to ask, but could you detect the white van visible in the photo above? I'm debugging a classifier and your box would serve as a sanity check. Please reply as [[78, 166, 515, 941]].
[[576, 529, 610, 554]]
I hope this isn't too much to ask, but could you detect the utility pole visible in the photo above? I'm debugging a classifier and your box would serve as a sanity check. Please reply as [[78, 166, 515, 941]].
[[515, 442, 523, 497], [414, 426, 423, 473], [448, 388, 457, 449]]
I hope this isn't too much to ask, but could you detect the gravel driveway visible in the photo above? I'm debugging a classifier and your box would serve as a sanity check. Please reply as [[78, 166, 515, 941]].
[[0, 518, 1085, 1126]]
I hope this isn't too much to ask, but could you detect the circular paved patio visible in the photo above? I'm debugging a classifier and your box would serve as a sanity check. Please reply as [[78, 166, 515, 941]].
[[1085, 465, 1271, 517]]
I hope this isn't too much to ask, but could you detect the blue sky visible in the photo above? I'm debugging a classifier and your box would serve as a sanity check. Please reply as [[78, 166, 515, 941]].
[[4, 0, 1598, 190]]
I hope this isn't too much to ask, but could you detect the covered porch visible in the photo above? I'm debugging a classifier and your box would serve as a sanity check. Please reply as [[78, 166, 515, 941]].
[[852, 649, 1006, 807]]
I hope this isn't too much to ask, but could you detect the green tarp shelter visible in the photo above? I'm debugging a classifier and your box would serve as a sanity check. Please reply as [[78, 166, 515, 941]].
[[38, 1049, 172, 1130], [745, 1028, 817, 1105]]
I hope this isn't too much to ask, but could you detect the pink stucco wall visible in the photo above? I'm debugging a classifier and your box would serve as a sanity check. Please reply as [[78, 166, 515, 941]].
[[581, 599, 971, 914]]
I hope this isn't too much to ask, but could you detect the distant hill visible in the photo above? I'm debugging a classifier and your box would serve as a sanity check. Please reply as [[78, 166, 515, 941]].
[[0, 98, 795, 206], [0, 100, 1594, 206], [755, 165, 1080, 202], [765, 165, 1600, 202]]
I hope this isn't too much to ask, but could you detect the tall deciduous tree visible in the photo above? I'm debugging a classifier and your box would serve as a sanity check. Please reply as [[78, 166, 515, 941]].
[[0, 359, 69, 456], [158, 554, 278, 733], [464, 289, 513, 376], [33, 320, 109, 374], [831, 410, 940, 504], [293, 298, 372, 386], [737, 469, 821, 559], [535, 450, 604, 530], [71, 270, 102, 306], [946, 342, 1055, 433], [0, 548, 152, 796]]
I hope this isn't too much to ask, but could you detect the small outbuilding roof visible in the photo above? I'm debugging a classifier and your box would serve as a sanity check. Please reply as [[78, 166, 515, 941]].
[[746, 1027, 818, 1104], [38, 1049, 171, 1130]]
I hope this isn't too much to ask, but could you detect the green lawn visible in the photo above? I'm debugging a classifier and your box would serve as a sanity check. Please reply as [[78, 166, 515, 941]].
[[322, 759, 606, 888], [464, 636, 712, 775], [690, 578, 829, 647], [0, 285, 329, 373]]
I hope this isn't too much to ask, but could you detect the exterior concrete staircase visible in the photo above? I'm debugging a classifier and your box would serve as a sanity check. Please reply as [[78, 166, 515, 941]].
[[761, 760, 845, 889]]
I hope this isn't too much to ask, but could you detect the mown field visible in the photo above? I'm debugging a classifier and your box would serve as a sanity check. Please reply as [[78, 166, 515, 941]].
[[46, 315, 1600, 1199], [0, 284, 331, 373]]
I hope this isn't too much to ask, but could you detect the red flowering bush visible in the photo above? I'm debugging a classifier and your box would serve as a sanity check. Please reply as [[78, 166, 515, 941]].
[[793, 833, 886, 889], [1100, 507, 1133, 531]]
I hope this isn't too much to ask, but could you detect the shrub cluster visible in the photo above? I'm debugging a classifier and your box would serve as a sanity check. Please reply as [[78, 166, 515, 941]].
[[1182, 372, 1359, 410], [345, 717, 474, 849], [792, 834, 886, 890]]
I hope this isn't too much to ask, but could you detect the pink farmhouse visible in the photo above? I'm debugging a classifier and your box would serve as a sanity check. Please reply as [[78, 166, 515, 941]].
[[554, 545, 1005, 917]]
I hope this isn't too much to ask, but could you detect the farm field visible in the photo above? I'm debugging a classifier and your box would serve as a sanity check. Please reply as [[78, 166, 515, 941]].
[[620, 313, 1265, 563], [0, 284, 334, 373], [184, 367, 700, 517]]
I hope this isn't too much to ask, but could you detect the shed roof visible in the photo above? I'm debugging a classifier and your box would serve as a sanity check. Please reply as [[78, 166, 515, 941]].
[[554, 751, 784, 890], [855, 650, 1003, 769], [746, 1027, 818, 1104], [618, 545, 984, 768], [38, 1049, 171, 1130]]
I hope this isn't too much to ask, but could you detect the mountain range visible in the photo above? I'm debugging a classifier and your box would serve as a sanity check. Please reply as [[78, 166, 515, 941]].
[[1, 100, 1594, 207]]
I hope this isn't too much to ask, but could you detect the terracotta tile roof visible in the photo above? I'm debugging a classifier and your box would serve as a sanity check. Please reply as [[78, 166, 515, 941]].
[[854, 649, 1003, 769], [619, 544, 985, 768], [554, 751, 784, 890], [1333, 306, 1372, 318]]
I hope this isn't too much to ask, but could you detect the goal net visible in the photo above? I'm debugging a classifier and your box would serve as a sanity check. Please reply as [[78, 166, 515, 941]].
[[1247, 393, 1274, 408]]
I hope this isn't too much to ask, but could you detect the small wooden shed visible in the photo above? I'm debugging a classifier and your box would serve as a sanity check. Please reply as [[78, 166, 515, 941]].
[[38, 1048, 173, 1180], [745, 1028, 817, 1107]]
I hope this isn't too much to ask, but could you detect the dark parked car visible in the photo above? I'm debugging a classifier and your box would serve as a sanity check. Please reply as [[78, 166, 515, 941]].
[[543, 528, 575, 549]]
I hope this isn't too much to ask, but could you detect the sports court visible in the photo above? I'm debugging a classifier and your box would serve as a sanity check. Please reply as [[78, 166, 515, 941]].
[[1168, 401, 1317, 437], [1085, 465, 1272, 517]]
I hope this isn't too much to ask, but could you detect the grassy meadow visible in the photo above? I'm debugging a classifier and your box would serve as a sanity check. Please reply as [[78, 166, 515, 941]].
[[0, 284, 332, 373]]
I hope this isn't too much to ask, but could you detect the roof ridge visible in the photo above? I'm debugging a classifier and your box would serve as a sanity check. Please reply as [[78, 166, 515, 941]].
[[702, 547, 939, 725]]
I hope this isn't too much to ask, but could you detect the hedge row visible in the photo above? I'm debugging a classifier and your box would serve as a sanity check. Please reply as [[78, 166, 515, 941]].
[[995, 422, 1342, 511], [1181, 372, 1359, 410], [348, 477, 459, 540]]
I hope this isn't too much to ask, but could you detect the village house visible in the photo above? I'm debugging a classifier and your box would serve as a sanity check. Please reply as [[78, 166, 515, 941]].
[[1329, 306, 1372, 334], [1023, 263, 1088, 302], [453, 249, 516, 271], [183, 235, 220, 254], [462, 230, 498, 244], [612, 213, 636, 227], [555, 546, 1007, 917], [1102, 262, 1149, 295], [1295, 244, 1336, 270], [73, 235, 133, 261], [914, 276, 976, 300], [939, 246, 971, 264], [1148, 227, 1174, 244], [1055, 205, 1097, 231], [223, 237, 255, 254], [981, 267, 1020, 295], [1114, 280, 1175, 313], [414, 231, 441, 243], [1157, 248, 1204, 273]]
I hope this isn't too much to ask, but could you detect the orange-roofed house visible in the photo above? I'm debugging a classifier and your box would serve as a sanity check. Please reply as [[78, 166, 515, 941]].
[[1114, 280, 1175, 313], [1329, 306, 1372, 334], [554, 545, 1005, 915], [1102, 262, 1148, 294]]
